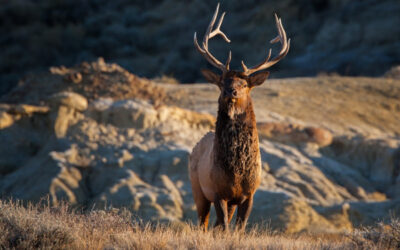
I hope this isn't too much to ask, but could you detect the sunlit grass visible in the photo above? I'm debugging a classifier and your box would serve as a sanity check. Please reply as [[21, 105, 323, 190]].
[[0, 199, 398, 249]]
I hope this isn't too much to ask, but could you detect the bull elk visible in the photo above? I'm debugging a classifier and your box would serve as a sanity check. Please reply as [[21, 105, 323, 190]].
[[189, 3, 290, 231]]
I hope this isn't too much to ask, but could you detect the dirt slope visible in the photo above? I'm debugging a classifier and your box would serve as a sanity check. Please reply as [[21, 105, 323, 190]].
[[165, 76, 400, 137]]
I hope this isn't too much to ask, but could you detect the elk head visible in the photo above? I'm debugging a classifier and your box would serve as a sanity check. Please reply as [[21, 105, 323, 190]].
[[194, 3, 290, 117]]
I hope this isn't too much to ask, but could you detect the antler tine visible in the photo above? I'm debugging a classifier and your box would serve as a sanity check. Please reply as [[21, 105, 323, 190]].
[[209, 12, 231, 42], [194, 3, 231, 74], [203, 3, 219, 49], [241, 14, 290, 76], [241, 49, 271, 74], [225, 50, 232, 71]]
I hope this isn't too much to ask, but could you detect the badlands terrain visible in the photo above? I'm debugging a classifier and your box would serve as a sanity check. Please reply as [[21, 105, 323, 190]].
[[0, 59, 399, 236]]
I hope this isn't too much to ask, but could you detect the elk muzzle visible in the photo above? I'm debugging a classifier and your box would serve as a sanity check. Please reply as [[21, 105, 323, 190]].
[[224, 88, 238, 99]]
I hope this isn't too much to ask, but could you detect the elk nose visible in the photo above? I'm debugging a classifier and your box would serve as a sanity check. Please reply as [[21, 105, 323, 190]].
[[224, 89, 237, 97], [224, 89, 237, 98]]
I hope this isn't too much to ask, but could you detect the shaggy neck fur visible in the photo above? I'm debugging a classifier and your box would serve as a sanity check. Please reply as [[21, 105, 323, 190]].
[[214, 96, 260, 181]]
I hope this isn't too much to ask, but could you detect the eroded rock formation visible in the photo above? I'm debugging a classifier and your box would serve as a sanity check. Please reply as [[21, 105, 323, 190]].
[[0, 60, 399, 232]]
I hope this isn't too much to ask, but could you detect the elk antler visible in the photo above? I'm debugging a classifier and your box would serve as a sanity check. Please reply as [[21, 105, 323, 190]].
[[194, 3, 232, 74], [241, 14, 291, 76]]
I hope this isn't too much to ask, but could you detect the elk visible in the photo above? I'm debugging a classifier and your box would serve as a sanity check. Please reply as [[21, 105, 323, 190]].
[[189, 3, 290, 231]]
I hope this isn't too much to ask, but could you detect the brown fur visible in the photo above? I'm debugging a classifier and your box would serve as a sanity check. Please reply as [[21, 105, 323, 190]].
[[189, 71, 266, 231], [214, 96, 260, 198]]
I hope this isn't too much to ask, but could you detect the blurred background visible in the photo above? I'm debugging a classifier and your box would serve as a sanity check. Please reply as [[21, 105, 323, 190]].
[[1, 0, 399, 96]]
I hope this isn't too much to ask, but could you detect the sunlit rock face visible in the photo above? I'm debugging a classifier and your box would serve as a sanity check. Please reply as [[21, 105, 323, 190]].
[[0, 60, 399, 233]]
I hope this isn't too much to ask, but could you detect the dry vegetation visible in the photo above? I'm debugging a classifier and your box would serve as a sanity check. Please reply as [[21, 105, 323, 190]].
[[0, 200, 398, 249]]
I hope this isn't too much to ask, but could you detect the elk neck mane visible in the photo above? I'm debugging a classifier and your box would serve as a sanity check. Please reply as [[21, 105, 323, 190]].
[[214, 96, 260, 180]]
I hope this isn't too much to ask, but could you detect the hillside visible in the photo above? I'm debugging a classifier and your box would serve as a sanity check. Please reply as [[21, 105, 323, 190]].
[[0, 59, 399, 234], [1, 0, 400, 95], [166, 76, 400, 137]]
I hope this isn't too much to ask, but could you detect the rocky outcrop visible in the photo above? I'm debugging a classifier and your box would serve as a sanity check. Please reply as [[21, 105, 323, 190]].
[[1, 95, 398, 232], [48, 92, 88, 138], [0, 104, 49, 129], [250, 190, 346, 233], [0, 94, 215, 222], [258, 122, 333, 147], [0, 110, 13, 129], [1, 58, 167, 106], [385, 65, 400, 79], [0, 63, 399, 233], [322, 137, 400, 197]]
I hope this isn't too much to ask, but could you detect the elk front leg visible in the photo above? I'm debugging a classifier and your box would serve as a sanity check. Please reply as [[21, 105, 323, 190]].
[[214, 198, 229, 231], [235, 196, 253, 231], [227, 203, 237, 223]]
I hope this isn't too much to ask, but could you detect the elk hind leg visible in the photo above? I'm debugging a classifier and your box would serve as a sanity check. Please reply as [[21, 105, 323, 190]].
[[191, 177, 211, 231], [196, 196, 211, 231]]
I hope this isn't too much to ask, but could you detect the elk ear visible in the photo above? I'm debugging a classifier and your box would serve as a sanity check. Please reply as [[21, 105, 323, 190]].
[[201, 69, 221, 86], [248, 71, 270, 88]]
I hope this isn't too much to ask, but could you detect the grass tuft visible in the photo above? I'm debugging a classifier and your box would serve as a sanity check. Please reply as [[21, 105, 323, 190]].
[[349, 218, 400, 249], [0, 199, 398, 249]]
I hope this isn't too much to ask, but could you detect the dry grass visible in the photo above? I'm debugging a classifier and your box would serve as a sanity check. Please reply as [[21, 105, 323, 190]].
[[349, 218, 400, 249], [1, 200, 399, 249]]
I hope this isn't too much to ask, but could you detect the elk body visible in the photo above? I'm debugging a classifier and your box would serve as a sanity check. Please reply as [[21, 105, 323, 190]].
[[189, 4, 290, 231]]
